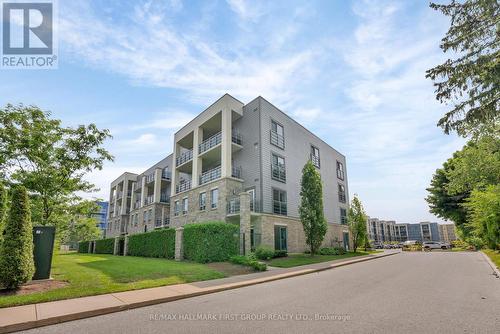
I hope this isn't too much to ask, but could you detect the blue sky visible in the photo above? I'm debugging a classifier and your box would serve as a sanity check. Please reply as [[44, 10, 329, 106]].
[[0, 0, 465, 223]]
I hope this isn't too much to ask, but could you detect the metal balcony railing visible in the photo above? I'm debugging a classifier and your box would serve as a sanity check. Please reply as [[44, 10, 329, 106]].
[[310, 153, 320, 168], [145, 173, 155, 184], [227, 197, 240, 214], [176, 149, 193, 166], [162, 170, 171, 180], [120, 222, 128, 234], [176, 180, 192, 193], [199, 165, 221, 185], [271, 164, 286, 182], [116, 191, 123, 199], [145, 195, 154, 205], [232, 132, 242, 145], [133, 201, 141, 209], [270, 130, 285, 149], [338, 192, 346, 203], [232, 166, 242, 179], [160, 193, 170, 203], [273, 200, 287, 215], [199, 132, 222, 153]]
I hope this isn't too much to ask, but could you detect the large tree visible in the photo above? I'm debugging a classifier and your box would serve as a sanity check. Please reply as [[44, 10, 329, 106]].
[[465, 185, 500, 250], [299, 160, 327, 255], [0, 104, 113, 226], [347, 195, 367, 253], [426, 0, 499, 136], [0, 183, 6, 240]]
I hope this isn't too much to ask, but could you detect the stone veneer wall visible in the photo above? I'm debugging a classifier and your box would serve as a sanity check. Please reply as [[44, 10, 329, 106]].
[[128, 203, 170, 234], [254, 214, 350, 253], [169, 177, 244, 228]]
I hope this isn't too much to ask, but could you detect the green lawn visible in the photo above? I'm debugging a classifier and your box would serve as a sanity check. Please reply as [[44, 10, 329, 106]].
[[0, 252, 225, 308], [266, 250, 379, 268], [483, 249, 500, 270]]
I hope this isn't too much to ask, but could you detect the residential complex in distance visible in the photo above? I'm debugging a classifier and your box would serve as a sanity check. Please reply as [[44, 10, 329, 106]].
[[106, 94, 350, 253], [367, 218, 457, 244], [92, 201, 109, 236]]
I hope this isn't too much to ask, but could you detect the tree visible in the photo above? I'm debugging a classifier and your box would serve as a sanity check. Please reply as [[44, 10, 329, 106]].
[[299, 160, 327, 255], [347, 195, 367, 253], [0, 104, 113, 226], [0, 186, 35, 289], [465, 185, 500, 250], [0, 182, 6, 240], [59, 200, 102, 246], [426, 0, 499, 136]]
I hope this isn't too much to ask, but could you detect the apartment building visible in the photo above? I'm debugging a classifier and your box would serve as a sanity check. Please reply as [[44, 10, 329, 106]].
[[92, 201, 108, 236], [106, 94, 350, 253], [367, 218, 397, 243], [439, 223, 457, 243], [368, 219, 443, 243]]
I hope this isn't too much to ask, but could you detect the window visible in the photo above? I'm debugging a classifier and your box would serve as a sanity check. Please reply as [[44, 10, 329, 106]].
[[340, 208, 347, 225], [270, 120, 285, 149], [336, 161, 345, 180], [271, 154, 286, 182], [143, 211, 147, 223], [273, 189, 287, 215], [199, 192, 206, 211], [310, 145, 320, 168], [338, 184, 346, 203], [211, 188, 219, 209], [182, 198, 188, 215], [148, 208, 153, 222], [174, 200, 180, 216]]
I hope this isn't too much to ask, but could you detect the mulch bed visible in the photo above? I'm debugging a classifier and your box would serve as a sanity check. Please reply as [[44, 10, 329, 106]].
[[0, 279, 68, 296]]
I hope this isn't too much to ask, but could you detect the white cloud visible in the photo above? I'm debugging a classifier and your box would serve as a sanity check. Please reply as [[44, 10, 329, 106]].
[[226, 0, 266, 22]]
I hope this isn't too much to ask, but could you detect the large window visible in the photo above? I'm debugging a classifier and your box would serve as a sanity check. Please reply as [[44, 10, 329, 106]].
[[148, 208, 153, 222], [199, 192, 206, 211], [340, 208, 347, 225], [143, 210, 147, 223], [310, 145, 320, 168], [338, 184, 346, 203], [271, 154, 286, 182], [336, 161, 345, 180], [273, 189, 287, 215], [182, 198, 188, 215], [211, 188, 219, 209], [174, 200, 180, 216], [270, 120, 285, 149]]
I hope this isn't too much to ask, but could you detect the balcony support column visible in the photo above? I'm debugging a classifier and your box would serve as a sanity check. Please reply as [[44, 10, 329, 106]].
[[192, 127, 202, 188], [221, 109, 232, 178], [239, 192, 251, 256], [130, 182, 136, 210], [153, 168, 162, 203], [121, 180, 129, 215], [140, 176, 146, 207]]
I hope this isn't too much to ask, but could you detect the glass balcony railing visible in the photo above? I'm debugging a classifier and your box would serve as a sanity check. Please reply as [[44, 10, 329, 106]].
[[160, 193, 170, 203], [232, 132, 242, 145], [162, 170, 171, 180], [145, 195, 154, 205], [176, 180, 192, 193], [176, 150, 193, 166], [199, 132, 222, 153], [145, 173, 155, 184], [270, 130, 285, 149], [199, 165, 221, 185]]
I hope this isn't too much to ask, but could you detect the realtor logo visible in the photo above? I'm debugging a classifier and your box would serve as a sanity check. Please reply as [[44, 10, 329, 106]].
[[1, 0, 57, 69]]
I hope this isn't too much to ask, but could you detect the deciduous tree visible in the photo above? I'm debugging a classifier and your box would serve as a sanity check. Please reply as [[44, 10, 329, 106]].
[[347, 195, 367, 253]]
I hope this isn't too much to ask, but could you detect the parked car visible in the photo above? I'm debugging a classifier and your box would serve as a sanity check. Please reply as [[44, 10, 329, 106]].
[[373, 242, 384, 249], [423, 241, 448, 250]]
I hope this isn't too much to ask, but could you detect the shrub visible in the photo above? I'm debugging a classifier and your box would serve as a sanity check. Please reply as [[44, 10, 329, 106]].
[[0, 183, 6, 240], [255, 246, 275, 260], [128, 228, 175, 258], [229, 255, 267, 271], [467, 236, 484, 250], [319, 247, 346, 255], [183, 222, 239, 263], [0, 186, 35, 289], [273, 250, 288, 258], [94, 238, 115, 254], [78, 241, 90, 253]]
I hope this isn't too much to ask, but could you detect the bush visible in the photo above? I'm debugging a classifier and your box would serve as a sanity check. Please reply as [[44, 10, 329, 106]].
[[94, 238, 115, 254], [255, 246, 275, 260], [467, 236, 484, 250], [183, 222, 238, 263], [319, 247, 346, 255], [229, 255, 267, 271], [78, 241, 90, 253], [128, 228, 175, 258], [0, 186, 35, 289], [273, 250, 288, 258]]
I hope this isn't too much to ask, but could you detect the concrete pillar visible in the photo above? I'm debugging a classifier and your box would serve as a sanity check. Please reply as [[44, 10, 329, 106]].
[[121, 180, 129, 215], [153, 168, 162, 203], [140, 176, 146, 207], [171, 144, 180, 198], [239, 192, 251, 255], [220, 108, 232, 178], [124, 235, 129, 256], [130, 182, 136, 210], [192, 127, 201, 188], [175, 227, 184, 261], [113, 236, 120, 255]]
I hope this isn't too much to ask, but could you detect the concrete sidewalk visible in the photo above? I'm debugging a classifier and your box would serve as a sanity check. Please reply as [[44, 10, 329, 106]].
[[0, 250, 399, 334]]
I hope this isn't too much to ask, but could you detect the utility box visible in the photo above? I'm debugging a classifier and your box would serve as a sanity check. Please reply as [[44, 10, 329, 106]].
[[32, 226, 56, 280]]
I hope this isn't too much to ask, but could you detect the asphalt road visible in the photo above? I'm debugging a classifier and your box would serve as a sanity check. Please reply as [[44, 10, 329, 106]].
[[25, 251, 500, 334]]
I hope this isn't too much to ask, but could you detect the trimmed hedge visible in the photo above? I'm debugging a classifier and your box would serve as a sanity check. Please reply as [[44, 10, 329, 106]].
[[78, 241, 89, 253], [128, 228, 175, 258], [94, 238, 115, 254], [255, 246, 275, 260], [183, 222, 239, 263]]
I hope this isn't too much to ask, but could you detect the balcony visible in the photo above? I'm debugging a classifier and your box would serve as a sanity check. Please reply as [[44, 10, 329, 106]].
[[273, 200, 287, 215], [162, 170, 171, 180], [176, 149, 193, 166], [227, 197, 240, 214], [271, 164, 286, 182], [232, 166, 242, 179], [176, 180, 192, 194], [145, 195, 154, 205], [338, 192, 346, 203], [160, 193, 170, 203], [133, 201, 141, 210], [310, 153, 320, 168], [120, 221, 128, 234], [232, 132, 242, 145], [145, 173, 155, 184], [116, 191, 123, 199], [199, 132, 221, 154], [270, 130, 285, 149], [199, 165, 221, 185]]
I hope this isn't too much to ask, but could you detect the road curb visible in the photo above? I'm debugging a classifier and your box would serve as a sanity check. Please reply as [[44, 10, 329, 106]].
[[0, 251, 398, 334], [480, 251, 500, 279]]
